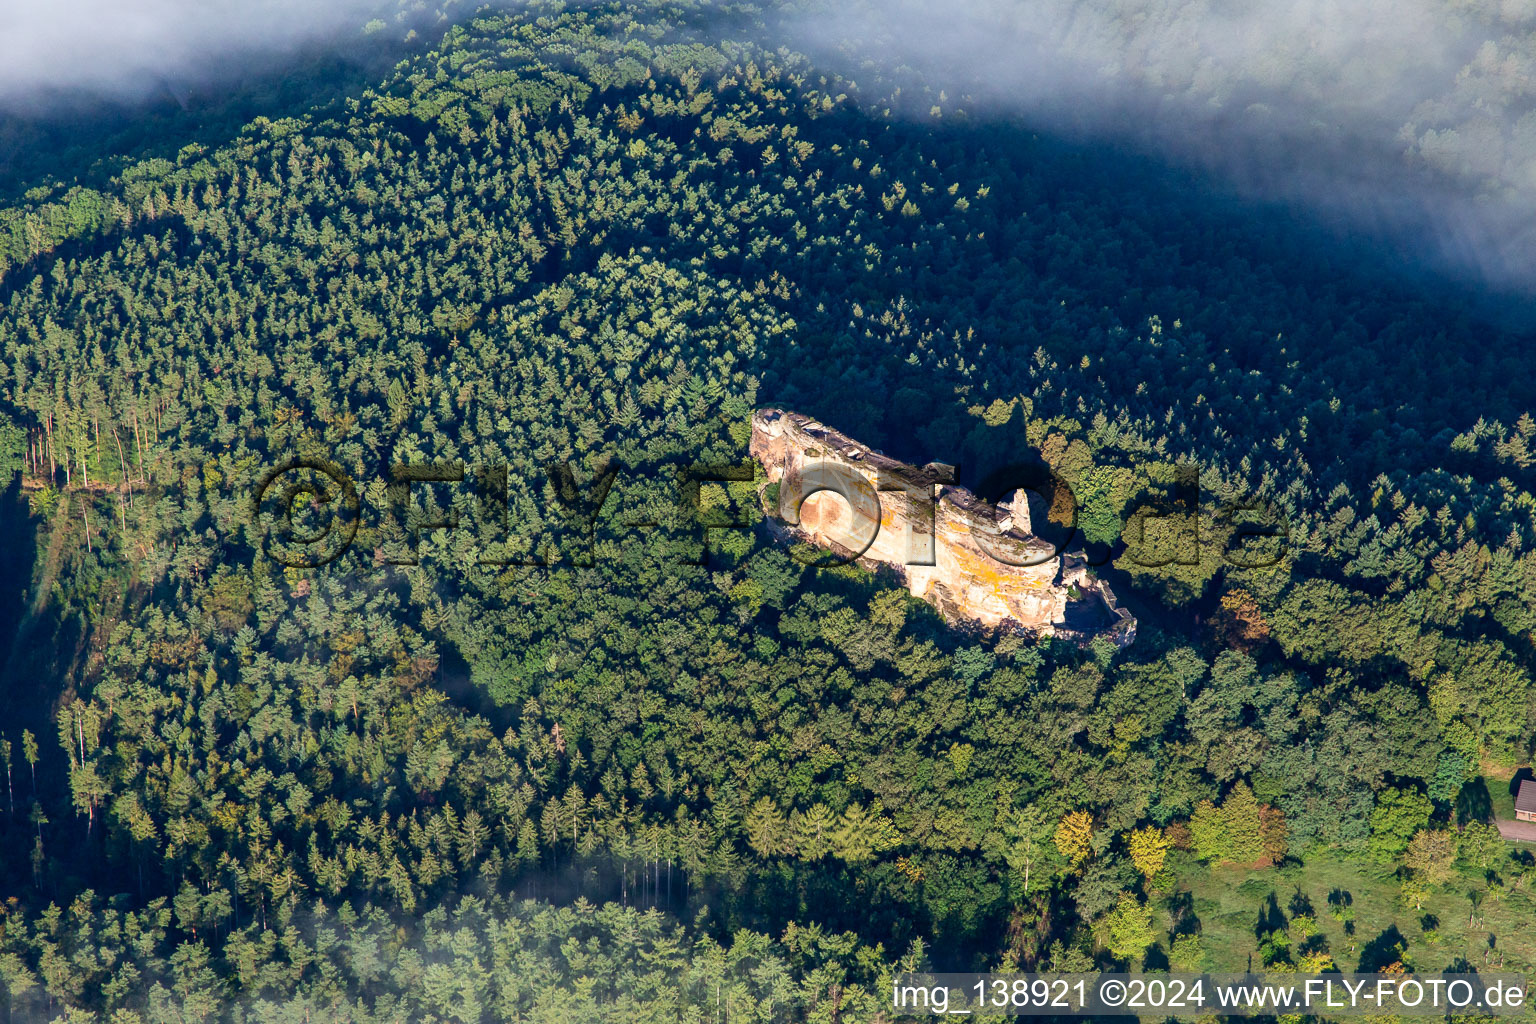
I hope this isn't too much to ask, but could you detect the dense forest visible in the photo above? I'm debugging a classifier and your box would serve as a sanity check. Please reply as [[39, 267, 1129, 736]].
[[2, 0, 1536, 1020]]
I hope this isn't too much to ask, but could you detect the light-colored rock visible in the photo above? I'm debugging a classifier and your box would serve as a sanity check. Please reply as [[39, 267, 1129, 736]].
[[750, 408, 1134, 644]]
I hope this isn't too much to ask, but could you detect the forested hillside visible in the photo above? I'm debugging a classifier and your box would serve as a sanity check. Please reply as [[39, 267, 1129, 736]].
[[1, 0, 1536, 1020]]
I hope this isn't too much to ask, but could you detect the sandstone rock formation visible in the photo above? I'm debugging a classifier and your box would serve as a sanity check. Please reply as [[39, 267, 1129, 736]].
[[751, 408, 1134, 644]]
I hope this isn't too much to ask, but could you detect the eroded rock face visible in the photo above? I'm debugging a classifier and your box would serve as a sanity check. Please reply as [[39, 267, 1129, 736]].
[[751, 408, 1134, 644]]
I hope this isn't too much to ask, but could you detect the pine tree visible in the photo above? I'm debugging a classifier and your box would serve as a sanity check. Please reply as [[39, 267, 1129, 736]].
[[1188, 800, 1226, 863], [21, 730, 37, 796], [746, 797, 788, 859], [1221, 784, 1264, 865], [1, 737, 11, 815], [516, 820, 539, 867], [1003, 804, 1058, 893], [791, 804, 835, 861], [832, 803, 876, 864]]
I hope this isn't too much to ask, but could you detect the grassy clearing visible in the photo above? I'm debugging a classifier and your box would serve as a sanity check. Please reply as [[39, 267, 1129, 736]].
[[1157, 847, 1536, 978]]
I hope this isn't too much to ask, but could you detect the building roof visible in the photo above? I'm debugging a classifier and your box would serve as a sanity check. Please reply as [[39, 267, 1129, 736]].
[[1517, 779, 1536, 814]]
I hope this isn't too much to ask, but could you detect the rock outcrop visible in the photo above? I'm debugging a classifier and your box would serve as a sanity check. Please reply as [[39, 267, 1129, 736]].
[[751, 408, 1134, 644]]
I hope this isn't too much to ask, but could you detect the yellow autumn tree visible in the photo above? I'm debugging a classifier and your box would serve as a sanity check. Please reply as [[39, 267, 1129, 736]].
[[1127, 826, 1169, 881], [1054, 810, 1094, 870]]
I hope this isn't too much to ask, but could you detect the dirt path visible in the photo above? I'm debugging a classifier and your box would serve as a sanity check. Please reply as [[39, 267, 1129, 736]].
[[1495, 818, 1536, 842]]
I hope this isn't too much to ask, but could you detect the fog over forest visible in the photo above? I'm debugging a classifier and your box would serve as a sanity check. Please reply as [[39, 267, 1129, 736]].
[[0, 0, 392, 108], [789, 0, 1536, 292], [6, 0, 1536, 290]]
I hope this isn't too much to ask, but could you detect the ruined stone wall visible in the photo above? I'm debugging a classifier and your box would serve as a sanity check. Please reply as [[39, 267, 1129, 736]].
[[751, 408, 1074, 632]]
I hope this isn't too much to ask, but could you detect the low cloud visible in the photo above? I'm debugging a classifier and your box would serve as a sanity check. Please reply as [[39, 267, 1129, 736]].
[[6, 0, 1535, 290], [786, 0, 1536, 292], [0, 0, 392, 110]]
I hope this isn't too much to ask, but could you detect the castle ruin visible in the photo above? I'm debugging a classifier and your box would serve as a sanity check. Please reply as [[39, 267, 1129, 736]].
[[750, 408, 1134, 644]]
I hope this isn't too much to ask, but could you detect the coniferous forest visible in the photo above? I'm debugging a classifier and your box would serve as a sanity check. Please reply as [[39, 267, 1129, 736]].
[[3, 1, 1536, 1020]]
